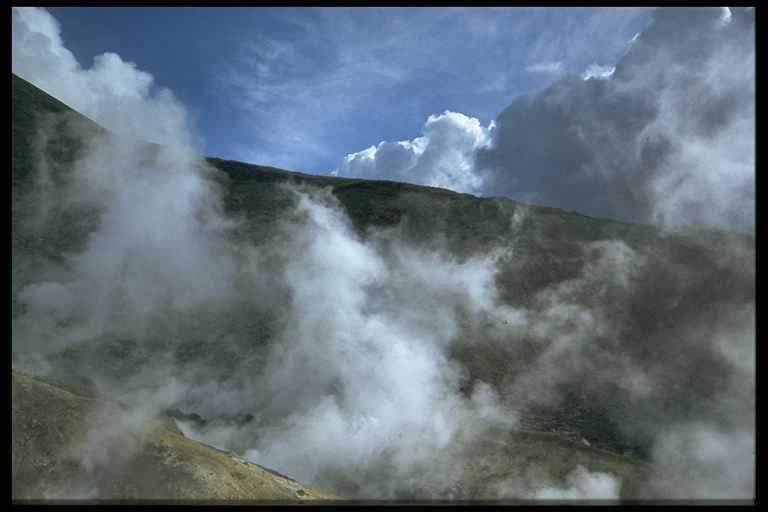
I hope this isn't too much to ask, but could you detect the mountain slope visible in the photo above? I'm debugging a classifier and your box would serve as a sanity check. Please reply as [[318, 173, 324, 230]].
[[12, 371, 335, 501], [11, 72, 754, 500]]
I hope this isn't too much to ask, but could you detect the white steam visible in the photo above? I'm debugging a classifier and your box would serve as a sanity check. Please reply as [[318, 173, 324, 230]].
[[12, 6, 196, 148], [13, 7, 518, 498], [12, 5, 754, 502], [241, 188, 516, 489], [532, 466, 621, 501]]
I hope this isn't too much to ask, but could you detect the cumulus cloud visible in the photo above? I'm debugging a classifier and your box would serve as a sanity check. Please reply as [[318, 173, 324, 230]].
[[335, 7, 754, 233], [477, 6, 755, 231], [224, 8, 652, 172], [334, 111, 493, 194]]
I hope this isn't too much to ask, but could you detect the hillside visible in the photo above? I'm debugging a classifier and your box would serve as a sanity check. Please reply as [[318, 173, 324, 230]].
[[11, 72, 754, 500], [12, 371, 335, 501], [13, 370, 654, 501]]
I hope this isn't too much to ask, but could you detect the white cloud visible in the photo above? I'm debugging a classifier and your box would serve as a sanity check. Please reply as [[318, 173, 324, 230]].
[[525, 61, 563, 74], [477, 6, 755, 231], [335, 111, 493, 194], [224, 8, 652, 172], [581, 63, 615, 80], [336, 7, 754, 232], [719, 7, 733, 27]]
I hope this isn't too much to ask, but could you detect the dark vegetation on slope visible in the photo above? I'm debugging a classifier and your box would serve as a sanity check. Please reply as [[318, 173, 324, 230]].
[[11, 73, 754, 476]]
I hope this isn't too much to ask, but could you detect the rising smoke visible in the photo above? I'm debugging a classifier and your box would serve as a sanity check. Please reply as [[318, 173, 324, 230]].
[[12, 6, 753, 501]]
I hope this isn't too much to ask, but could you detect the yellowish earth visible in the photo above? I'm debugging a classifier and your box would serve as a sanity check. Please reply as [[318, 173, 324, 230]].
[[12, 371, 336, 501]]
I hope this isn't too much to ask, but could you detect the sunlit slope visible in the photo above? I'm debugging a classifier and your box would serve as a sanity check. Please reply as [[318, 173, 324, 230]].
[[12, 371, 336, 501]]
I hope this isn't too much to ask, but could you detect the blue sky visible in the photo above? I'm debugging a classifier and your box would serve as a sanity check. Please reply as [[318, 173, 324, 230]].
[[43, 7, 653, 173], [13, 6, 752, 230]]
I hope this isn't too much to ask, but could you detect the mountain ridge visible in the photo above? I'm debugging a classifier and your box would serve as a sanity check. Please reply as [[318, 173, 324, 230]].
[[11, 71, 754, 500], [14, 72, 736, 236]]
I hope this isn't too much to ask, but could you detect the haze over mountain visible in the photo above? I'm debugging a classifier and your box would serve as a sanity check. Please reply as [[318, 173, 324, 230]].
[[11, 5, 754, 502]]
